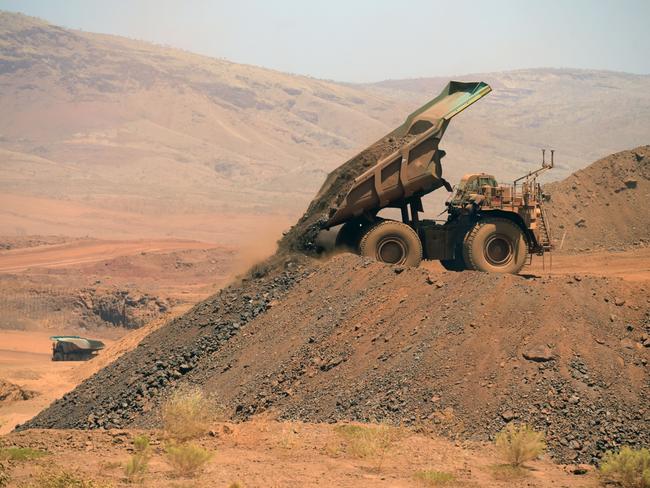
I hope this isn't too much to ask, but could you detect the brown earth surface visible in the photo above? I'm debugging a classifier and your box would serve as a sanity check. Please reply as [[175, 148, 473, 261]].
[[19, 148, 650, 469], [21, 246, 649, 465], [3, 421, 601, 487], [0, 236, 241, 332]]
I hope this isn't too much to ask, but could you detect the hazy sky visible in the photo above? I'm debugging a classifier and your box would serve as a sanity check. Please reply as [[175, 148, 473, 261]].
[[1, 0, 649, 82]]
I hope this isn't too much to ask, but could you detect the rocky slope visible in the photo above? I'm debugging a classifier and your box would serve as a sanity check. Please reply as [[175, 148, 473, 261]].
[[545, 145, 650, 252]]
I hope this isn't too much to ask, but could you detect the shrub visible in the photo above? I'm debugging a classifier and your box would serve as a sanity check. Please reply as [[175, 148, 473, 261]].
[[335, 424, 397, 459], [124, 435, 151, 483], [161, 387, 216, 442], [414, 470, 455, 485], [164, 443, 212, 477], [600, 447, 650, 488], [0, 447, 47, 461], [495, 423, 545, 466]]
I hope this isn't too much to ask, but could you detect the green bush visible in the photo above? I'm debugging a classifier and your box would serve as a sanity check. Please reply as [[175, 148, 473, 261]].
[[165, 443, 212, 477], [600, 447, 650, 488], [495, 423, 545, 466]]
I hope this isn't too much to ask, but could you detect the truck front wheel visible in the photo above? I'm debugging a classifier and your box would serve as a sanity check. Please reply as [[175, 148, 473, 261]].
[[359, 220, 422, 267], [462, 218, 528, 274]]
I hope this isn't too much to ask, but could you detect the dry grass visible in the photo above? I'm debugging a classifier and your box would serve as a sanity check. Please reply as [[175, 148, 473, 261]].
[[161, 387, 218, 442], [495, 423, 545, 466], [414, 469, 455, 485], [124, 435, 151, 483], [334, 423, 400, 471], [20, 470, 114, 488], [600, 447, 650, 488], [0, 447, 47, 461], [164, 443, 213, 478]]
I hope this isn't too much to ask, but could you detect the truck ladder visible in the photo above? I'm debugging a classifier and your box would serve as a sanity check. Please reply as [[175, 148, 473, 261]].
[[538, 204, 553, 251]]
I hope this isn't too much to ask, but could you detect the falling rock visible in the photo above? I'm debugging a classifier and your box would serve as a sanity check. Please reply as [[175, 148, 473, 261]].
[[522, 345, 554, 362], [624, 179, 637, 189]]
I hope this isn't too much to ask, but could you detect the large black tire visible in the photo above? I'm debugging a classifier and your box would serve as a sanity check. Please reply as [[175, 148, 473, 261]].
[[359, 220, 422, 267], [462, 218, 528, 274], [334, 221, 364, 252], [52, 352, 63, 361]]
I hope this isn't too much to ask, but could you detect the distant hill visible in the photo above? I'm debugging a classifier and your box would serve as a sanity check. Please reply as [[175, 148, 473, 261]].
[[1, 11, 649, 241]]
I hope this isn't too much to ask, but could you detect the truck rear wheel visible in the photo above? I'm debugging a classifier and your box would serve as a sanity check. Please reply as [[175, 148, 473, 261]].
[[462, 218, 528, 274], [359, 220, 422, 267]]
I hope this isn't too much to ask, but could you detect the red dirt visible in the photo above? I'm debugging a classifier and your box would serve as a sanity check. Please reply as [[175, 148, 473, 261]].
[[2, 421, 600, 487], [19, 148, 650, 468]]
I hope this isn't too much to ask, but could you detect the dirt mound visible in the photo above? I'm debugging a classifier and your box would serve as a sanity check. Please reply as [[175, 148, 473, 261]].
[[0, 379, 37, 404], [545, 145, 650, 252], [22, 253, 649, 464], [20, 147, 650, 466]]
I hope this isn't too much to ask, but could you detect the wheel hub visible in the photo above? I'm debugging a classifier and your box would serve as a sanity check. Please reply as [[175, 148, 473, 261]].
[[484, 235, 513, 266], [377, 237, 407, 264]]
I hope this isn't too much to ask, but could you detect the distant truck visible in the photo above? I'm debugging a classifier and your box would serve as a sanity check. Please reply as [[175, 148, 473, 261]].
[[328, 81, 553, 273], [50, 336, 105, 361]]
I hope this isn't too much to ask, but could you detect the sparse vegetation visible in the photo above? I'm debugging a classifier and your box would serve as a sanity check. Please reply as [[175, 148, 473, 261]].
[[124, 435, 151, 483], [164, 443, 213, 477], [161, 387, 217, 442], [0, 446, 47, 461], [600, 447, 650, 488], [334, 424, 398, 471], [414, 469, 455, 485], [22, 470, 113, 488], [495, 423, 545, 466]]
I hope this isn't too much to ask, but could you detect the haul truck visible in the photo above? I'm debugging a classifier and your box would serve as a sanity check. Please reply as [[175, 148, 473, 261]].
[[327, 81, 553, 273]]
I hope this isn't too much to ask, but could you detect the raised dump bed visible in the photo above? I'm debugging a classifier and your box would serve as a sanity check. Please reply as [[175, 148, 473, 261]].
[[326, 81, 491, 227]]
